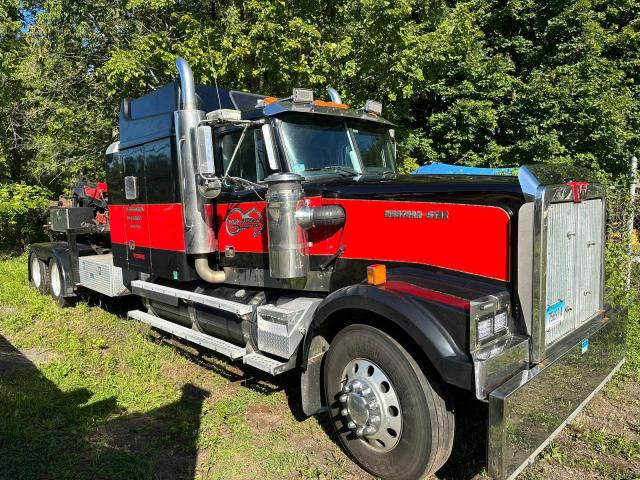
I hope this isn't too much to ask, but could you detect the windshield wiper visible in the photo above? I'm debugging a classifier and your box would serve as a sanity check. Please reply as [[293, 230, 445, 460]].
[[304, 165, 359, 176]]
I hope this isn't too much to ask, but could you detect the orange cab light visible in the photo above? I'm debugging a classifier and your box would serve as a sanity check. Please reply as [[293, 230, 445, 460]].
[[367, 264, 387, 286], [312, 99, 348, 109], [263, 97, 279, 105]]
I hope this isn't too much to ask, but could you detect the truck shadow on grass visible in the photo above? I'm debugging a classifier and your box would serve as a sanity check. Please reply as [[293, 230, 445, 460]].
[[63, 295, 490, 479], [0, 334, 209, 480], [143, 327, 489, 480]]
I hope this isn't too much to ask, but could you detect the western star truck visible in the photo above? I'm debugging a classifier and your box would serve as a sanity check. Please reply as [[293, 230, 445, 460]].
[[28, 58, 626, 480]]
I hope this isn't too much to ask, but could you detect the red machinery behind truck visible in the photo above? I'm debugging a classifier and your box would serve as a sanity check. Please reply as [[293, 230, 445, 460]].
[[28, 58, 626, 480]]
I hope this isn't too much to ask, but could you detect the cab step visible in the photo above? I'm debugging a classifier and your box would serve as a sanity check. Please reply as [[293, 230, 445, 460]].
[[243, 352, 294, 375], [128, 309, 246, 360], [130, 280, 254, 317]]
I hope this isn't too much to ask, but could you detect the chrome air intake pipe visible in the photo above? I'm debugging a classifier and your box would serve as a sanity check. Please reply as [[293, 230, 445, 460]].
[[265, 173, 346, 279], [174, 57, 224, 283], [266, 173, 308, 279]]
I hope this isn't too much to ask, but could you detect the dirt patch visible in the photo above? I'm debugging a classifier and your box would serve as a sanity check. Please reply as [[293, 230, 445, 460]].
[[0, 305, 18, 316], [525, 374, 640, 479], [21, 347, 59, 365], [245, 403, 283, 435], [0, 335, 58, 376], [580, 379, 640, 443]]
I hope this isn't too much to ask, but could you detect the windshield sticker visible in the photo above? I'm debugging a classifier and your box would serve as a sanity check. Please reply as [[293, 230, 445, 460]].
[[292, 164, 306, 173]]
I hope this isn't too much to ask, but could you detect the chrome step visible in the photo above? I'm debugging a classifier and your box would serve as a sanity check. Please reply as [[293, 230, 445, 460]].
[[130, 280, 254, 316], [243, 352, 294, 375], [128, 309, 246, 360]]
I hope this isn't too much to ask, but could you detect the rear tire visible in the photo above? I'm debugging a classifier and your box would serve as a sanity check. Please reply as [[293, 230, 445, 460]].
[[29, 253, 50, 294], [49, 259, 72, 308], [323, 324, 454, 480]]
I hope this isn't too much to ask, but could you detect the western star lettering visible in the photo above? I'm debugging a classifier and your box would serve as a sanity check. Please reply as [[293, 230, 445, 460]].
[[384, 210, 449, 220]]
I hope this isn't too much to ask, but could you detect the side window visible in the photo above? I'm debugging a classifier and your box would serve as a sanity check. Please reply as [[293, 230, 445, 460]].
[[220, 128, 268, 183]]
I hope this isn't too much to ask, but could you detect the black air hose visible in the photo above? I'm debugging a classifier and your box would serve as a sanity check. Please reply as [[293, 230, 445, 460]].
[[296, 205, 346, 229]]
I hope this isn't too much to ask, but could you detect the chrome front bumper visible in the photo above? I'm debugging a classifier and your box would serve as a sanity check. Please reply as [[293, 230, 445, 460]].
[[487, 306, 626, 480]]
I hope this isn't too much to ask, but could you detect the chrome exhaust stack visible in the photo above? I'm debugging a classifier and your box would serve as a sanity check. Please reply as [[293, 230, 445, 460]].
[[174, 57, 224, 283], [175, 57, 197, 110], [327, 87, 342, 104]]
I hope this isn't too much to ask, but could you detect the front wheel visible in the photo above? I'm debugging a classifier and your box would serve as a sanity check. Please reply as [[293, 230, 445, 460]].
[[323, 324, 454, 480]]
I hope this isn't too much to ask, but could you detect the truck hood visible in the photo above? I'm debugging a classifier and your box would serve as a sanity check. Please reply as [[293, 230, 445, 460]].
[[302, 173, 527, 212], [301, 164, 596, 212]]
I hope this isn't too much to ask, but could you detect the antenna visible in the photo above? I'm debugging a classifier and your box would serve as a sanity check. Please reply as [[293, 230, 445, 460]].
[[206, 33, 223, 110]]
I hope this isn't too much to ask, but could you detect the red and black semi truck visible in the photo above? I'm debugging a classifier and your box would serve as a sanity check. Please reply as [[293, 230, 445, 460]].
[[28, 58, 626, 480]]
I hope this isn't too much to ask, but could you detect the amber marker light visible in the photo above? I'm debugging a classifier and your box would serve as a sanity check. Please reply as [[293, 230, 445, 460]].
[[367, 264, 387, 286], [312, 99, 348, 109]]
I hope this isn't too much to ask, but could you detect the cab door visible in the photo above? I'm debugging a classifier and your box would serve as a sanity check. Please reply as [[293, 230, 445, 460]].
[[120, 145, 152, 273], [214, 125, 274, 270]]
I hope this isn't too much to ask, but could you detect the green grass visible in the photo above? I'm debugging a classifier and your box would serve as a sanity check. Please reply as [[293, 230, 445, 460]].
[[624, 300, 640, 379], [0, 255, 350, 480], [1, 253, 639, 480]]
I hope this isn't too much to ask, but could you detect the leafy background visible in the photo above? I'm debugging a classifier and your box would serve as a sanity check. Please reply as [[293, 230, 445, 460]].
[[1, 0, 640, 249]]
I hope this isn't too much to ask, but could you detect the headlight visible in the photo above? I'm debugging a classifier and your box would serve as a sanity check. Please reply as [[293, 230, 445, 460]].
[[477, 318, 493, 340], [494, 311, 508, 332], [470, 292, 512, 350]]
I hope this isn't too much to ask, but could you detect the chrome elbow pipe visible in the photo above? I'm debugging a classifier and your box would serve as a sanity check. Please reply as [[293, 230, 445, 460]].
[[194, 254, 226, 284]]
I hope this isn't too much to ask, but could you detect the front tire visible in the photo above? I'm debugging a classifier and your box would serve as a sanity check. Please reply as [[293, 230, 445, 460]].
[[324, 324, 454, 480], [49, 259, 72, 307]]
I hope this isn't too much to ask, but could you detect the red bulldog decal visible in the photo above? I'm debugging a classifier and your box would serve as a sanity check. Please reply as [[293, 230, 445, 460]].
[[225, 207, 263, 238]]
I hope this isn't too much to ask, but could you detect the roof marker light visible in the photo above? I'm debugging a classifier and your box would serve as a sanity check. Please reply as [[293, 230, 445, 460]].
[[206, 109, 241, 123], [292, 88, 314, 103], [364, 99, 382, 115], [312, 99, 348, 109]]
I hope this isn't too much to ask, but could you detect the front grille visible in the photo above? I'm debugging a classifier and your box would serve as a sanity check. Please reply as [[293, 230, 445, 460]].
[[544, 199, 603, 346]]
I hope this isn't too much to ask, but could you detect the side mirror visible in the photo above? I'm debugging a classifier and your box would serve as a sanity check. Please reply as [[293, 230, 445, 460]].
[[197, 175, 222, 198], [195, 125, 221, 199]]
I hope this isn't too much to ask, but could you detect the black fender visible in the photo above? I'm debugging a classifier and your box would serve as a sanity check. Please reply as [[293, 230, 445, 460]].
[[299, 281, 475, 415], [29, 242, 92, 297]]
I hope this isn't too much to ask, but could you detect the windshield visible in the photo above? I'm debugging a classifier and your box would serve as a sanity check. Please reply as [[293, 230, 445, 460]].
[[278, 115, 396, 176]]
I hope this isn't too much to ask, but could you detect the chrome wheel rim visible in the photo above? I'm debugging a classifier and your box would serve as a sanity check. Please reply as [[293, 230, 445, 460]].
[[339, 358, 402, 452], [31, 256, 41, 288], [51, 262, 61, 297]]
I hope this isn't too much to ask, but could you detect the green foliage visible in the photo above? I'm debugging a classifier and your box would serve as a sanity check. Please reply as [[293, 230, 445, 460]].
[[0, 0, 639, 243], [0, 183, 50, 252]]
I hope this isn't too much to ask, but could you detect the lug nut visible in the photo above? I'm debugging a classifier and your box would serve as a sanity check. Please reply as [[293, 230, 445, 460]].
[[364, 425, 376, 435], [341, 408, 348, 417], [347, 421, 356, 430], [352, 381, 363, 392], [342, 384, 352, 393], [368, 400, 378, 410], [339, 394, 348, 403], [356, 426, 365, 437], [362, 387, 371, 395], [369, 415, 381, 425]]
